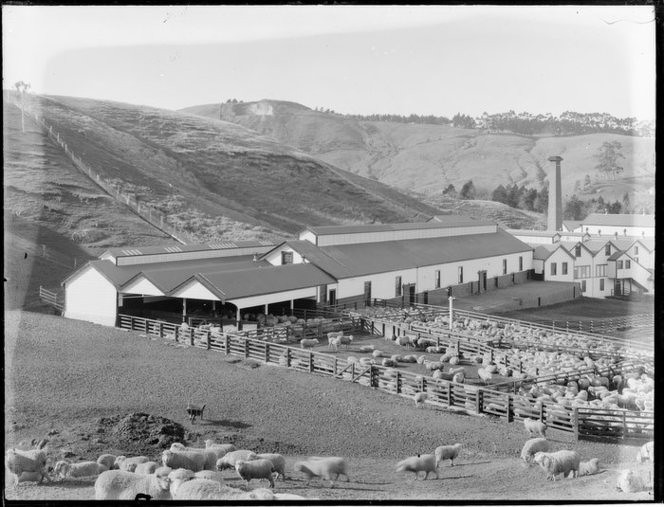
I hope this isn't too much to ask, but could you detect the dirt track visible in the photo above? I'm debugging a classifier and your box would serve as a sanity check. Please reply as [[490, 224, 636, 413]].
[[4, 310, 653, 501]]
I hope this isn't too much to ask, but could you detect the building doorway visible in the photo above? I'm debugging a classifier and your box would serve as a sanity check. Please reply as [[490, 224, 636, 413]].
[[478, 270, 487, 292], [329, 289, 337, 306], [363, 281, 372, 306]]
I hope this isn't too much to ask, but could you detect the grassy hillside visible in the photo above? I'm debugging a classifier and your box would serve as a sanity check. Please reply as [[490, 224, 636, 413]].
[[423, 197, 546, 230], [183, 100, 655, 208], [14, 94, 440, 241]]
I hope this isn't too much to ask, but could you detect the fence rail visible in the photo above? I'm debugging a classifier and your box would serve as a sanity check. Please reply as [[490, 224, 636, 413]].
[[116, 313, 653, 441], [39, 286, 63, 311]]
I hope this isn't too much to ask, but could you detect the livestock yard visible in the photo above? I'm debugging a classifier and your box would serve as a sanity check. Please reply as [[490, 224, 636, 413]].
[[4, 304, 654, 501]]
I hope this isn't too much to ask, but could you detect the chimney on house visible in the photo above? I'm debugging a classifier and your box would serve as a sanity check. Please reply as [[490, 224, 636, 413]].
[[547, 156, 563, 231]]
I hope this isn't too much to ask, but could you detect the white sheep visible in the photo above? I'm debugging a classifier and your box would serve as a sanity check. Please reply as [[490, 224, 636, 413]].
[[520, 438, 550, 464], [616, 468, 653, 493], [300, 338, 320, 349], [294, 457, 348, 484], [578, 458, 600, 476], [359, 345, 375, 353], [401, 354, 418, 363], [414, 392, 428, 407], [328, 335, 342, 352], [477, 367, 493, 384], [12, 470, 48, 484], [53, 460, 108, 479], [256, 453, 287, 480], [134, 461, 159, 475], [396, 454, 438, 480], [339, 335, 353, 348], [327, 331, 343, 346], [5, 448, 49, 487], [97, 454, 117, 470], [170, 473, 236, 500], [94, 466, 173, 500], [434, 443, 462, 467], [448, 367, 465, 376], [215, 449, 258, 470], [533, 450, 581, 481], [162, 449, 207, 472], [114, 455, 150, 472], [194, 470, 225, 484], [235, 458, 275, 488], [636, 441, 654, 463], [523, 417, 547, 438], [372, 350, 385, 359], [382, 358, 398, 367]]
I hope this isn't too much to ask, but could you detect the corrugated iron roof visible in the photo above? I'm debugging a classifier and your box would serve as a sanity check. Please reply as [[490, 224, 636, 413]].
[[532, 244, 573, 261], [506, 229, 559, 238], [101, 240, 275, 258], [303, 216, 493, 236], [582, 213, 654, 228], [282, 230, 531, 279]]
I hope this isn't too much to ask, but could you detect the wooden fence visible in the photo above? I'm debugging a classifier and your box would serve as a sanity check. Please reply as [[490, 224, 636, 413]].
[[39, 286, 63, 311], [116, 313, 653, 441]]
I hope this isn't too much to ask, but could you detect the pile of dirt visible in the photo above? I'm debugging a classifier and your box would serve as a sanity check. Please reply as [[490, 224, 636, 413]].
[[97, 413, 185, 454]]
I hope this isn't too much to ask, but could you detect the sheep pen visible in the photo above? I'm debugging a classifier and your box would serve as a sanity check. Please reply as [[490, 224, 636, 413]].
[[4, 310, 654, 501]]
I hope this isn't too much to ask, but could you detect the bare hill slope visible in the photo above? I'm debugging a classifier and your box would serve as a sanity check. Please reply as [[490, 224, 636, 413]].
[[183, 100, 655, 207], [13, 94, 440, 241]]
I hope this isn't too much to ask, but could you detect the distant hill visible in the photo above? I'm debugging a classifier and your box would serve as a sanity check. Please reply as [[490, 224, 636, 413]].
[[182, 100, 655, 210], [5, 94, 442, 246]]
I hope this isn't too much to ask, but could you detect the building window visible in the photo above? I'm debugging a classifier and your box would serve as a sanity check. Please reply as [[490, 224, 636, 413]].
[[635, 257, 639, 264], [503, 259, 507, 275], [626, 260, 631, 269], [395, 276, 402, 297], [562, 262, 568, 275], [581, 280, 587, 292], [605, 244, 611, 256], [634, 246, 639, 255], [435, 270, 441, 289], [574, 265, 590, 279], [281, 251, 293, 264], [617, 260, 623, 269], [550, 263, 557, 276], [599, 278, 605, 291], [458, 266, 463, 284], [596, 264, 606, 277], [575, 245, 582, 257], [519, 256, 523, 271]]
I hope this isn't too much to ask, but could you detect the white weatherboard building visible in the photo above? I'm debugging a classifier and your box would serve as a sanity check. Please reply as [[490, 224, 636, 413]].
[[62, 217, 534, 327]]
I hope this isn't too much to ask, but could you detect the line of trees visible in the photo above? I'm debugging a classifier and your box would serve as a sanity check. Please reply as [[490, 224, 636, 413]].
[[341, 112, 452, 125]]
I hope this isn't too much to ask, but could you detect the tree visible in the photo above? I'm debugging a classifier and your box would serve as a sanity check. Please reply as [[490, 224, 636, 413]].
[[564, 195, 587, 220], [459, 180, 476, 200], [533, 186, 549, 213], [621, 192, 631, 214], [491, 184, 508, 205], [594, 141, 625, 180], [442, 184, 457, 197], [607, 200, 622, 214], [519, 188, 538, 211], [14, 80, 31, 133], [582, 174, 592, 192]]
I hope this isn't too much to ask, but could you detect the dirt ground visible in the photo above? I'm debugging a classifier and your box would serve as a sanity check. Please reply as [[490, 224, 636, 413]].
[[4, 310, 654, 501]]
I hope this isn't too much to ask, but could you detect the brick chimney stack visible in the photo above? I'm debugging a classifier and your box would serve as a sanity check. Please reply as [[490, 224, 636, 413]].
[[547, 156, 563, 231]]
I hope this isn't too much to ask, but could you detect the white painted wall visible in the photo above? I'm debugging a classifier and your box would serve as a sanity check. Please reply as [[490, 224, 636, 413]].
[[264, 246, 307, 266], [64, 266, 118, 326], [542, 249, 574, 282], [299, 230, 318, 244], [122, 276, 165, 296], [310, 225, 497, 247], [171, 280, 221, 301], [512, 234, 555, 245]]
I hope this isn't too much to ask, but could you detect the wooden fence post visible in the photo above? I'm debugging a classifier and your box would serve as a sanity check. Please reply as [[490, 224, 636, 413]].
[[174, 326, 179, 343], [540, 403, 545, 422], [475, 389, 482, 414], [333, 358, 337, 377], [265, 343, 269, 363], [506, 394, 513, 422], [245, 339, 249, 358], [206, 331, 211, 350], [573, 407, 579, 440], [395, 371, 401, 394], [447, 383, 452, 407], [225, 335, 230, 355], [622, 411, 627, 439], [286, 348, 291, 367], [190, 329, 194, 346], [309, 352, 314, 373]]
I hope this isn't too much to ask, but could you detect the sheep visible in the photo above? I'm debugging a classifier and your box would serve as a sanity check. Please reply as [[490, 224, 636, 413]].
[[397, 335, 410, 347], [204, 441, 236, 456], [53, 460, 108, 479], [434, 444, 462, 467], [235, 458, 275, 488], [134, 461, 159, 475], [328, 335, 342, 352], [194, 470, 225, 484], [94, 466, 173, 500], [382, 358, 398, 367], [578, 458, 600, 476], [452, 372, 465, 384], [532, 450, 581, 481], [256, 453, 287, 480], [171, 444, 220, 470], [5, 448, 49, 487], [416, 355, 427, 364], [523, 417, 547, 438], [327, 331, 343, 344], [396, 454, 438, 480], [616, 468, 653, 493], [294, 457, 348, 484], [114, 455, 150, 473], [171, 476, 237, 500], [162, 449, 206, 472], [401, 354, 417, 363], [372, 350, 385, 359], [300, 338, 320, 349], [520, 438, 550, 464], [97, 454, 117, 470], [448, 366, 465, 376], [449, 356, 460, 366], [414, 392, 428, 407], [359, 345, 375, 353], [636, 441, 654, 463], [477, 367, 493, 384], [215, 450, 258, 470], [12, 470, 49, 484]]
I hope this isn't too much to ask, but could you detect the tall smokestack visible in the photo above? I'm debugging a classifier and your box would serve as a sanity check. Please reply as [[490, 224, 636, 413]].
[[547, 156, 563, 231]]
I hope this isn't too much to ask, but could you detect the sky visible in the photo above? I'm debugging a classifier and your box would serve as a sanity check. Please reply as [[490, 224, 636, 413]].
[[2, 5, 656, 120]]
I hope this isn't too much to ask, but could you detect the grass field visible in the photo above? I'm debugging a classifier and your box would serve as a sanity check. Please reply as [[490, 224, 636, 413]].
[[4, 310, 652, 501], [498, 297, 655, 322]]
